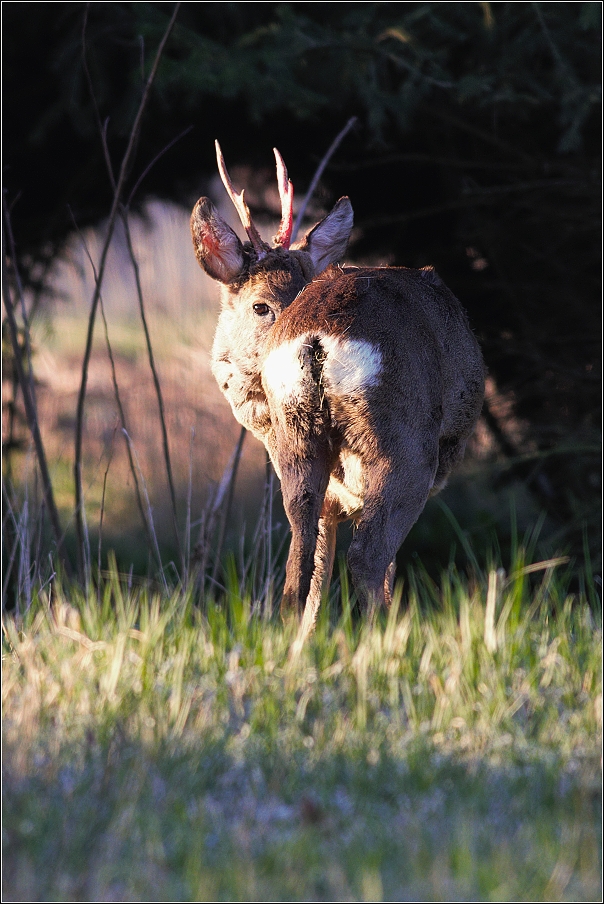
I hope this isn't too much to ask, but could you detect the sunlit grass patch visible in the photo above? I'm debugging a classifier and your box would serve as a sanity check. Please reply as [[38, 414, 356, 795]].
[[2, 551, 601, 901]]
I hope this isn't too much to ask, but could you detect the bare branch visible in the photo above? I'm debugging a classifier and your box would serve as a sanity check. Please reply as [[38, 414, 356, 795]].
[[193, 427, 247, 592], [120, 207, 184, 569], [291, 117, 357, 243], [74, 2, 180, 577], [3, 200, 37, 407], [68, 205, 156, 560], [210, 426, 246, 588], [127, 125, 194, 208], [122, 429, 169, 595], [2, 224, 69, 575], [97, 425, 116, 603]]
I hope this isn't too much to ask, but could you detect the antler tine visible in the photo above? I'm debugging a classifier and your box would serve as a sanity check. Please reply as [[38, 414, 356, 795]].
[[273, 147, 294, 249], [215, 140, 267, 255]]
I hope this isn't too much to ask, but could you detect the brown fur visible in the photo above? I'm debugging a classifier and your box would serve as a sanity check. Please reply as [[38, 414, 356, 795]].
[[191, 173, 484, 638]]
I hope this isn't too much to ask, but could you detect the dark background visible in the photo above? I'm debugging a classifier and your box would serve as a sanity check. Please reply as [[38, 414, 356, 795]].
[[3, 2, 601, 576]]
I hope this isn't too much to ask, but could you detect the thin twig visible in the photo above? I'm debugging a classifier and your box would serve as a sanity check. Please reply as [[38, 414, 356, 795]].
[[68, 206, 157, 560], [74, 2, 180, 578], [183, 426, 196, 587], [1, 229, 68, 573], [97, 425, 116, 603], [119, 209, 183, 568], [127, 125, 194, 207], [263, 455, 275, 614], [291, 117, 357, 242], [81, 470, 92, 593], [210, 426, 246, 588], [2, 485, 21, 609], [17, 493, 32, 612], [81, 8, 117, 192], [3, 201, 37, 402], [122, 429, 169, 594], [32, 483, 46, 593], [193, 427, 247, 595]]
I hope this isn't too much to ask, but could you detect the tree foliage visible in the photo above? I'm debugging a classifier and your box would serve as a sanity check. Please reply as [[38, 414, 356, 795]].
[[3, 1, 601, 552]]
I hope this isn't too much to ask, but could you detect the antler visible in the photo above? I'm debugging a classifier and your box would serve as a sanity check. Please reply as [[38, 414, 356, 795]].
[[273, 148, 294, 249], [215, 140, 268, 257], [215, 140, 294, 254]]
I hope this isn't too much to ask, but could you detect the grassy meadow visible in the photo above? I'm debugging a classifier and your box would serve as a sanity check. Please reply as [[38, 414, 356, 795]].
[[3, 201, 602, 901], [3, 546, 602, 901]]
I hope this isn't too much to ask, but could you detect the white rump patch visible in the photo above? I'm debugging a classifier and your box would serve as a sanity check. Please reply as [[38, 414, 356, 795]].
[[262, 337, 306, 402], [263, 334, 382, 405], [320, 336, 382, 396]]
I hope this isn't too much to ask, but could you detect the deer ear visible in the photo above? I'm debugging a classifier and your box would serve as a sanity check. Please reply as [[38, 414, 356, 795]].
[[300, 197, 354, 274], [191, 197, 246, 284]]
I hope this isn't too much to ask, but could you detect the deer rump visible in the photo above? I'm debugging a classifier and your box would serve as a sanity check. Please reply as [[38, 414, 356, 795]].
[[191, 142, 484, 637], [258, 265, 483, 624]]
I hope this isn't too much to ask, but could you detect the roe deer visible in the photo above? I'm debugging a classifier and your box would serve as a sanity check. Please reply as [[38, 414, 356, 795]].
[[191, 142, 484, 636]]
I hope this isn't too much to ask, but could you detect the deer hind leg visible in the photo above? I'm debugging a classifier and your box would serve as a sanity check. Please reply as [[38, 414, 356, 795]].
[[347, 453, 435, 614]]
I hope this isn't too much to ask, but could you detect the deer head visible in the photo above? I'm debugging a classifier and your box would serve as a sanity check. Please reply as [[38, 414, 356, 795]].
[[191, 141, 353, 284], [191, 141, 354, 443], [191, 144, 484, 642]]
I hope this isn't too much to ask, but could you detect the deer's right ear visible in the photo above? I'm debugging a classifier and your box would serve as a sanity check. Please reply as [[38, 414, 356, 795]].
[[299, 197, 354, 275], [191, 197, 246, 284]]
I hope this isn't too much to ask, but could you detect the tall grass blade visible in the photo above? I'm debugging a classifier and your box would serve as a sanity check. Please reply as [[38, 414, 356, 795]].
[[435, 497, 482, 578], [484, 569, 498, 653]]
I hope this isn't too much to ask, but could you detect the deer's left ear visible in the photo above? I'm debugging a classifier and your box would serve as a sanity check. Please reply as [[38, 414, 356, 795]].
[[191, 197, 246, 284], [297, 197, 354, 274]]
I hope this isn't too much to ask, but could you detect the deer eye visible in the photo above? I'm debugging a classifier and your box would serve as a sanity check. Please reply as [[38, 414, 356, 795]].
[[253, 303, 271, 317]]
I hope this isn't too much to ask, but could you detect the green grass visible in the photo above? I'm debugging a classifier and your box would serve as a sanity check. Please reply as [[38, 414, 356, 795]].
[[2, 552, 601, 901]]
